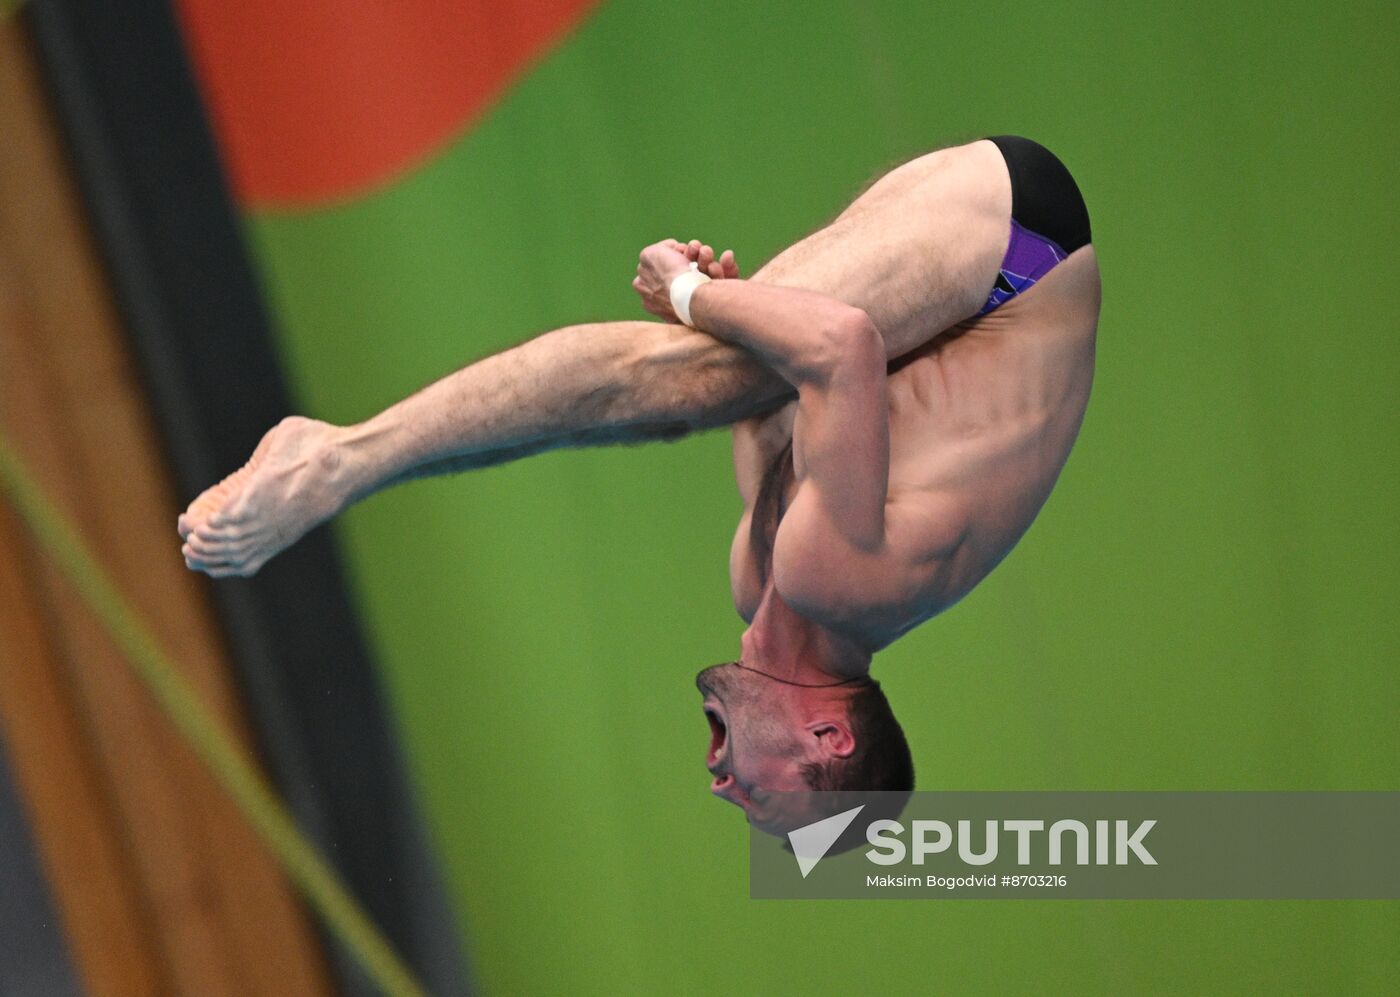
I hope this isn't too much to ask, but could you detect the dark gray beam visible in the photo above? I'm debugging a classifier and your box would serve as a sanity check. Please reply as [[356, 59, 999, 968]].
[[22, 2, 468, 992]]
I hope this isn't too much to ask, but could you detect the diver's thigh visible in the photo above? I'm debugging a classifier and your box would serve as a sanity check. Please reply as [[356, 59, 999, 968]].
[[751, 140, 1012, 358]]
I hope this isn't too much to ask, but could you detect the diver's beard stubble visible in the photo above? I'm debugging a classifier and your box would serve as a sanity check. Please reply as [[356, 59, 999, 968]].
[[697, 662, 794, 757], [696, 661, 775, 715], [695, 660, 744, 702]]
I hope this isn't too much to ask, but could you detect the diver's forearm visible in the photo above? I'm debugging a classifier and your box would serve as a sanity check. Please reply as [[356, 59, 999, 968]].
[[688, 279, 874, 386], [333, 320, 789, 501]]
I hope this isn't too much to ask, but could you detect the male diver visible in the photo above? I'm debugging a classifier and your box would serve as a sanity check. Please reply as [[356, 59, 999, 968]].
[[178, 136, 1100, 834]]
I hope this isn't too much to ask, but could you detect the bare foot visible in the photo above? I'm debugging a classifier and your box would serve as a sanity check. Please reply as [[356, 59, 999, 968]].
[[178, 416, 349, 577]]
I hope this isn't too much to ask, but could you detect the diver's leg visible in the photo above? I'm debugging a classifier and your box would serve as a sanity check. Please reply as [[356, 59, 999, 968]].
[[180, 318, 791, 576], [751, 139, 1013, 358]]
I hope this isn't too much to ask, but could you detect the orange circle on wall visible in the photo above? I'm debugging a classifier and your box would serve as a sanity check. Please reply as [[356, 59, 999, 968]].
[[174, 0, 597, 208]]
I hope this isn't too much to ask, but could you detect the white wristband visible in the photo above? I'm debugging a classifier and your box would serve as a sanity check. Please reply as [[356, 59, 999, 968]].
[[669, 264, 711, 327]]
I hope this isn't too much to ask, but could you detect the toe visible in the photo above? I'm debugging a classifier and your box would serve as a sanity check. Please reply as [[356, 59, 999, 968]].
[[208, 509, 248, 529]]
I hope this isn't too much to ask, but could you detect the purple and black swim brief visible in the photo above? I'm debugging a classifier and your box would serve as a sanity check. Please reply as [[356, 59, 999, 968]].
[[979, 135, 1091, 315]]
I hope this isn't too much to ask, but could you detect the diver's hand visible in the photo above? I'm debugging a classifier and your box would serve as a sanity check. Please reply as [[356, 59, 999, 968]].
[[680, 240, 740, 280], [633, 239, 739, 322]]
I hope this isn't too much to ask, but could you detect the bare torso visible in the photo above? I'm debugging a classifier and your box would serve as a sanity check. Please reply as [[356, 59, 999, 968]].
[[730, 140, 1102, 651]]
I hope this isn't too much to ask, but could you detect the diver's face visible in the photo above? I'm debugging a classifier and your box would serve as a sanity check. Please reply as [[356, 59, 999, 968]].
[[695, 662, 816, 833]]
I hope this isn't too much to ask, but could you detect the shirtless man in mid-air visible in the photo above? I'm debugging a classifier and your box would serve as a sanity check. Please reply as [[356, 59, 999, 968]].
[[179, 136, 1100, 836]]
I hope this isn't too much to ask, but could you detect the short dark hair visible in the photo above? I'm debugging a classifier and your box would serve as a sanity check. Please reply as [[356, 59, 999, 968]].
[[780, 680, 913, 856], [800, 678, 914, 793]]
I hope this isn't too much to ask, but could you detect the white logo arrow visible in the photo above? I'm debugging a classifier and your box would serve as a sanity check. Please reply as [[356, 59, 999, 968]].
[[787, 805, 866, 878]]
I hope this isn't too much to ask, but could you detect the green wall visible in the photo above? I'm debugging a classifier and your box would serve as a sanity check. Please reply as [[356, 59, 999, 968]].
[[243, 2, 1399, 992]]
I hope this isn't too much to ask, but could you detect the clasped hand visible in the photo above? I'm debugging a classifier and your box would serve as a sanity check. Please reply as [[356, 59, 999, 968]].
[[632, 239, 740, 322]]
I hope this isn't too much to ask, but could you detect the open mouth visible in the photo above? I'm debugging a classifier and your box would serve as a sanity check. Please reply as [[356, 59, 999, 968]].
[[704, 706, 727, 768]]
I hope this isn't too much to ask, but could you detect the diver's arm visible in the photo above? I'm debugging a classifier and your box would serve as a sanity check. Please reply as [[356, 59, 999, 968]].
[[635, 240, 901, 620]]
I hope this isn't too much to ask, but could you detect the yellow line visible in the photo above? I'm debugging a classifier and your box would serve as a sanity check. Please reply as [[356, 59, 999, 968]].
[[0, 435, 428, 997]]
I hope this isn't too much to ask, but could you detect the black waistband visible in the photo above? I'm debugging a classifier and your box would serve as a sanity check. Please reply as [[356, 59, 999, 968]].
[[987, 135, 1091, 253]]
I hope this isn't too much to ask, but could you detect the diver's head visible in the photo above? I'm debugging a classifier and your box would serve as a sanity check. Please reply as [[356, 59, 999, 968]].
[[695, 661, 914, 836]]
